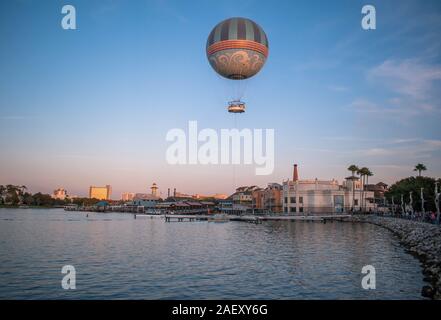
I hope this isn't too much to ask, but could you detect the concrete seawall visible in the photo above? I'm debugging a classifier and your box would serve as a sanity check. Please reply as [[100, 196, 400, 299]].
[[351, 215, 441, 299]]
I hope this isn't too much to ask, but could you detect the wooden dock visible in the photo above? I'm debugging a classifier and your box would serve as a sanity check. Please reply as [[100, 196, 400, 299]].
[[164, 214, 351, 223], [164, 215, 207, 222]]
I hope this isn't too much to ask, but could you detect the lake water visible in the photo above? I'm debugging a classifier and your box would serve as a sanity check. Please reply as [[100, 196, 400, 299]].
[[0, 208, 427, 299]]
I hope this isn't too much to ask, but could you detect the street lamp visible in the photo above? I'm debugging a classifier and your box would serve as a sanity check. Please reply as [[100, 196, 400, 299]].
[[401, 194, 404, 216], [435, 182, 440, 225]]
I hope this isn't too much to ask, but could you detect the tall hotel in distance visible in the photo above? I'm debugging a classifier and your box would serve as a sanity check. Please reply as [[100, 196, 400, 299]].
[[89, 185, 112, 200]]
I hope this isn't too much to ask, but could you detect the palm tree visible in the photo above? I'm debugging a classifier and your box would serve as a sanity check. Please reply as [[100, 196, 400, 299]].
[[348, 165, 359, 177], [18, 185, 27, 205], [363, 169, 373, 211], [414, 163, 427, 177], [356, 168, 364, 211], [348, 165, 359, 211], [358, 167, 370, 212]]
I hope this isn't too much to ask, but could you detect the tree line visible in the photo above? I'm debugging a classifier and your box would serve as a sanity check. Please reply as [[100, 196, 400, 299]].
[[345, 163, 439, 213], [0, 185, 101, 207]]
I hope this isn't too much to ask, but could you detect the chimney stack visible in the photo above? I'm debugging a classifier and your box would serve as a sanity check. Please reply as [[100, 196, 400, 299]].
[[173, 188, 176, 197], [167, 188, 170, 198], [293, 164, 299, 182]]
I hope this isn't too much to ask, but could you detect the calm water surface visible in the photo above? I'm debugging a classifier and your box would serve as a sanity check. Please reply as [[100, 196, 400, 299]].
[[0, 208, 427, 299]]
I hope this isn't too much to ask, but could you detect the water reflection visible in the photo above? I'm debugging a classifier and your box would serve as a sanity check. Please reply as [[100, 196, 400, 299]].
[[0, 208, 427, 299]]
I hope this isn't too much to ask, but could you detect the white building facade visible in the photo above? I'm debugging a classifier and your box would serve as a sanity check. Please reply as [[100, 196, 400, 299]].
[[282, 175, 375, 214]]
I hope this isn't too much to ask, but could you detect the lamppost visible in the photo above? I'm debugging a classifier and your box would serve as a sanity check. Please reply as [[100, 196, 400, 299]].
[[409, 191, 414, 217], [391, 196, 395, 215], [401, 194, 404, 216], [420, 188, 425, 219], [435, 182, 440, 225]]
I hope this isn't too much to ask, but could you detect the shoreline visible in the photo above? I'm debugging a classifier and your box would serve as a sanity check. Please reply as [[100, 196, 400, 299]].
[[350, 215, 441, 299], [0, 205, 59, 209]]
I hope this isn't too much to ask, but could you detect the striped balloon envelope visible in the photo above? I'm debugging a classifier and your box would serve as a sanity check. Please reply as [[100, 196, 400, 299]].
[[206, 17, 269, 80]]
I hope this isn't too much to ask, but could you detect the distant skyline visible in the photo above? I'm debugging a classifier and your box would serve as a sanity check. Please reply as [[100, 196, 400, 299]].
[[1, 0, 441, 197]]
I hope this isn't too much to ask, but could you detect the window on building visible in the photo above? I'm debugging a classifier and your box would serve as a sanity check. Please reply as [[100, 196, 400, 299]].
[[290, 207, 296, 213], [290, 197, 296, 203], [284, 207, 287, 213], [299, 207, 303, 213], [284, 197, 287, 204], [299, 197, 303, 204], [354, 199, 359, 206]]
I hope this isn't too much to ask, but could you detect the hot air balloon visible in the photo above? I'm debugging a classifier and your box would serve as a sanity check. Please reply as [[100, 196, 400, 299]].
[[206, 17, 269, 113]]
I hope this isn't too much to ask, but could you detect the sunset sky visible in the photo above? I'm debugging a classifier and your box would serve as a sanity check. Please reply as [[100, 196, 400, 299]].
[[1, 0, 441, 198]]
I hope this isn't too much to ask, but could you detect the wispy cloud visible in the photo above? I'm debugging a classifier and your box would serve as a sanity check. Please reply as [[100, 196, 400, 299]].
[[316, 137, 441, 166], [357, 139, 441, 159], [368, 59, 441, 100], [349, 58, 441, 122], [349, 99, 406, 115]]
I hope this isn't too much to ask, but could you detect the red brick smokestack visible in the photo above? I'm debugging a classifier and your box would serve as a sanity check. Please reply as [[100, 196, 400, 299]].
[[293, 164, 299, 182]]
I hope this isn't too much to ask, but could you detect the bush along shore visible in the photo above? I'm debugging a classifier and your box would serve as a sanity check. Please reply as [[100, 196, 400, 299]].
[[351, 215, 441, 299]]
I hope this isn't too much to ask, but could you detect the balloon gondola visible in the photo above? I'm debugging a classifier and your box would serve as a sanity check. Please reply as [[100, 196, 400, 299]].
[[206, 17, 269, 114], [227, 100, 246, 113]]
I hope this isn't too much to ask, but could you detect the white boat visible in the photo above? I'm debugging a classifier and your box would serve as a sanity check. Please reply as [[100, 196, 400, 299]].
[[64, 204, 79, 211]]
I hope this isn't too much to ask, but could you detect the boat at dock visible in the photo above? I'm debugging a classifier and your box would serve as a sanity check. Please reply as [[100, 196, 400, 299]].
[[64, 204, 79, 211]]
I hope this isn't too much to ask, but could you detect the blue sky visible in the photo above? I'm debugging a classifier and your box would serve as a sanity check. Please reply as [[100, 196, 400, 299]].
[[1, 0, 441, 198]]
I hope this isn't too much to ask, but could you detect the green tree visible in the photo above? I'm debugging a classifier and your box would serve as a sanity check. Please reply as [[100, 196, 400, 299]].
[[348, 165, 359, 177], [32, 192, 54, 207], [23, 193, 35, 205], [363, 168, 373, 211], [5, 185, 20, 205], [0, 185, 6, 204], [71, 197, 101, 207], [358, 167, 370, 212], [386, 176, 439, 212], [414, 163, 427, 177]]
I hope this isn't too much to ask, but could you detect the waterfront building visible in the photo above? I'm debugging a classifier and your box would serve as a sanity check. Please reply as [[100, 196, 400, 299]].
[[89, 185, 112, 200], [282, 164, 375, 214], [156, 200, 215, 214], [121, 192, 135, 201], [365, 182, 388, 203], [252, 183, 283, 213], [130, 192, 161, 208], [52, 188, 67, 200], [162, 189, 228, 201], [174, 191, 193, 199], [219, 186, 260, 214], [252, 187, 264, 211], [193, 193, 229, 200]]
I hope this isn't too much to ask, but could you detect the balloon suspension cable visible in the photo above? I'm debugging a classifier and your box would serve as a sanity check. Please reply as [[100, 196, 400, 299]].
[[231, 65, 243, 191], [232, 113, 237, 190]]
